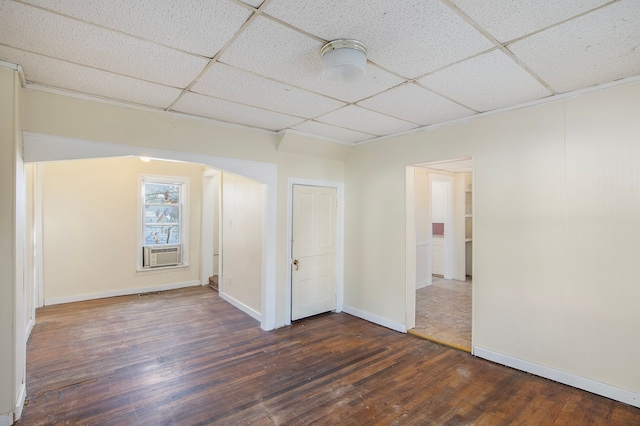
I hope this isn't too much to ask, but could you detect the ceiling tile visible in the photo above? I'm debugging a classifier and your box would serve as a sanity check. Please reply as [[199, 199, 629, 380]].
[[172, 92, 304, 131], [418, 50, 552, 112], [0, 0, 635, 143], [358, 83, 475, 126], [316, 105, 417, 136], [292, 120, 375, 143], [218, 16, 403, 103], [452, 0, 611, 43], [0, 1, 208, 87], [238, 0, 264, 7], [192, 63, 345, 118], [20, 0, 252, 57], [263, 0, 494, 79], [0, 46, 182, 108], [508, 1, 640, 93]]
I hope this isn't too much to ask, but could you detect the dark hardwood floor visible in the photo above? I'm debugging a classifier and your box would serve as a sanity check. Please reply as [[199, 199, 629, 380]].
[[19, 286, 640, 425]]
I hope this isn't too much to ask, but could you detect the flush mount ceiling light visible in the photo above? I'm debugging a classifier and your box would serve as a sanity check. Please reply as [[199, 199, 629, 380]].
[[321, 39, 367, 83]]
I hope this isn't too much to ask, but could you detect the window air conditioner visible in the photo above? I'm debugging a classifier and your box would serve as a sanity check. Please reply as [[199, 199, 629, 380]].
[[143, 245, 181, 267]]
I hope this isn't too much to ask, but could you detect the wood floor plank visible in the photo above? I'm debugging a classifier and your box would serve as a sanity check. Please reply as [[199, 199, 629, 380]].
[[19, 286, 640, 425]]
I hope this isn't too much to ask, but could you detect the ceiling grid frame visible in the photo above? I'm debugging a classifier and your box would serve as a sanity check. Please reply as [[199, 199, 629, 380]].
[[0, 0, 636, 144]]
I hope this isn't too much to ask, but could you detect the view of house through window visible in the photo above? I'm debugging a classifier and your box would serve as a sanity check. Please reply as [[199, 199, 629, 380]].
[[140, 175, 189, 269], [144, 181, 181, 245]]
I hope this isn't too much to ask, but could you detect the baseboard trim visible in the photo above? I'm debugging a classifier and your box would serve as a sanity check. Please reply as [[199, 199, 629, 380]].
[[13, 382, 26, 423], [0, 411, 12, 426], [26, 317, 34, 340], [342, 305, 406, 333], [219, 292, 261, 323], [416, 281, 432, 289], [0, 412, 12, 426], [474, 346, 640, 409], [44, 280, 202, 305]]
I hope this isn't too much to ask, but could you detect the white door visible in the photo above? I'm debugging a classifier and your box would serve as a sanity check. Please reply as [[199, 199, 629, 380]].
[[291, 185, 337, 321], [432, 237, 445, 275], [429, 175, 454, 279]]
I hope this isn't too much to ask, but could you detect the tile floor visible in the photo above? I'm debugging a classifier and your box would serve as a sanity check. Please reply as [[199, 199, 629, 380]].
[[412, 276, 472, 350]]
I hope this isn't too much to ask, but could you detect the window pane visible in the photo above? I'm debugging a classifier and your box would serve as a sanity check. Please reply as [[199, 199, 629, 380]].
[[145, 183, 180, 204], [145, 224, 180, 245], [145, 205, 180, 224]]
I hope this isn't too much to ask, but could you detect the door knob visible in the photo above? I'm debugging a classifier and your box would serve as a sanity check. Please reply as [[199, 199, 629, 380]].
[[293, 259, 299, 270]]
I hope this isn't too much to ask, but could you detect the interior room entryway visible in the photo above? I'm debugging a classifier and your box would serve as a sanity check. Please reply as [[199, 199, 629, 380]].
[[291, 184, 337, 321], [24, 132, 280, 330], [408, 158, 473, 351]]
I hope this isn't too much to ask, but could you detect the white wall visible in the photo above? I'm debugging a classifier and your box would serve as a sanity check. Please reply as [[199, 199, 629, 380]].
[[221, 172, 263, 317], [345, 81, 640, 402], [40, 157, 204, 303]]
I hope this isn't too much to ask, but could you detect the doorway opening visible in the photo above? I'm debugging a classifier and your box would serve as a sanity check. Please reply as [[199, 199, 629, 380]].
[[24, 132, 278, 331], [407, 158, 473, 352], [28, 157, 264, 322]]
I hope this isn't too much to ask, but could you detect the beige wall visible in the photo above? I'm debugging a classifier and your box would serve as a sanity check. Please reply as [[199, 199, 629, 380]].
[[221, 173, 263, 313], [345, 81, 640, 395], [0, 62, 15, 422], [0, 65, 26, 422], [22, 89, 347, 327], [18, 70, 640, 403], [40, 157, 204, 301]]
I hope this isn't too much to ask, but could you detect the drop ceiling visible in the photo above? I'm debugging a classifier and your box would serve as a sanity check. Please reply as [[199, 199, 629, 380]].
[[1, 0, 638, 145]]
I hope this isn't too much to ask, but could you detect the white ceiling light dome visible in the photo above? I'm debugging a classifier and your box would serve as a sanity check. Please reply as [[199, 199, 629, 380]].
[[321, 39, 368, 83]]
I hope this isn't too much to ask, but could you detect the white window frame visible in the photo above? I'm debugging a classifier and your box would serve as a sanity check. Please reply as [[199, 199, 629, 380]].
[[137, 174, 190, 271]]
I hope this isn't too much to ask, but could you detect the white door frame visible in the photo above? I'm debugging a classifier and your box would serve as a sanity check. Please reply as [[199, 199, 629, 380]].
[[33, 163, 44, 308], [200, 169, 221, 285], [406, 160, 474, 351], [286, 178, 344, 325], [405, 167, 417, 331], [201, 171, 215, 285]]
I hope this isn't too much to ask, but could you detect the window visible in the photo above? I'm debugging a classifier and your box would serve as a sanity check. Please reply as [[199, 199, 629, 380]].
[[138, 175, 189, 269]]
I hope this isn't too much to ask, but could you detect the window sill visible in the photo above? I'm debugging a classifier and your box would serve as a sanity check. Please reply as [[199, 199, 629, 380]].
[[136, 264, 190, 274]]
